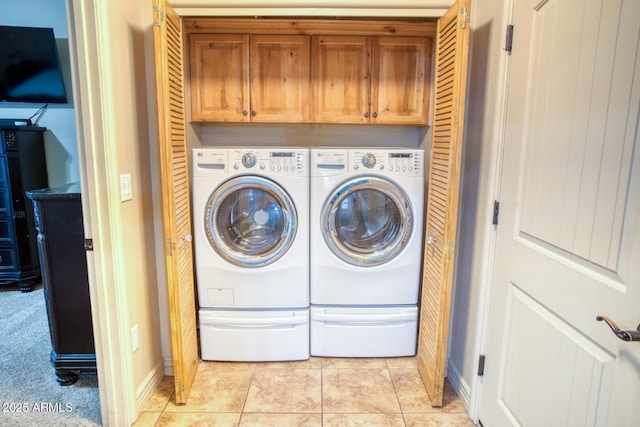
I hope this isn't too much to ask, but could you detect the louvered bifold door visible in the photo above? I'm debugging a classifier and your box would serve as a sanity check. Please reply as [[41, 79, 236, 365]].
[[152, 0, 198, 404], [417, 0, 471, 407]]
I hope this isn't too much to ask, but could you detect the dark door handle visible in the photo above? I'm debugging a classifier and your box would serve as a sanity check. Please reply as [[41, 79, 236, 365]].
[[596, 316, 640, 342]]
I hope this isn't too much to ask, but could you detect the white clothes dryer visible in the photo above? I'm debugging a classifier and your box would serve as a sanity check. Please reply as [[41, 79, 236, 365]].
[[309, 148, 424, 357], [310, 148, 424, 305], [193, 147, 309, 361]]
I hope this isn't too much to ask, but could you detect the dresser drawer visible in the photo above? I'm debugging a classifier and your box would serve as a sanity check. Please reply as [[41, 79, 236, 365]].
[[0, 187, 10, 214], [0, 216, 14, 243], [0, 157, 7, 186], [0, 248, 18, 270]]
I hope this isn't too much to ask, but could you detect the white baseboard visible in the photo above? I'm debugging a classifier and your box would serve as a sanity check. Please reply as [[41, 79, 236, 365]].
[[135, 359, 166, 414], [447, 361, 472, 413], [163, 356, 174, 376]]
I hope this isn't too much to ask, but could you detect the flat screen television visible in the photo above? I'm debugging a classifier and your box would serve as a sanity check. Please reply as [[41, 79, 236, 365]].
[[0, 25, 67, 104]]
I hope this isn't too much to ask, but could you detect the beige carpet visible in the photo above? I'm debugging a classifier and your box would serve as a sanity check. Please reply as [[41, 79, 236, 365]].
[[0, 283, 101, 426]]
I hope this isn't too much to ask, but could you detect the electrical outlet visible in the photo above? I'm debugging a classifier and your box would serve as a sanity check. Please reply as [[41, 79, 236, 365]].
[[120, 174, 133, 202], [131, 324, 139, 352]]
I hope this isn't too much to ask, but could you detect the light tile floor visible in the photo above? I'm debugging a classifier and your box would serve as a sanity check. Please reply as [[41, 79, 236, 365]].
[[133, 357, 475, 427]]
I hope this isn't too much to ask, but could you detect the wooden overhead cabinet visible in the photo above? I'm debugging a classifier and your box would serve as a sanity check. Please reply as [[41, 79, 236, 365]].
[[311, 35, 371, 124], [189, 34, 249, 122], [371, 36, 432, 125], [250, 35, 311, 123], [312, 35, 431, 125], [189, 34, 310, 123]]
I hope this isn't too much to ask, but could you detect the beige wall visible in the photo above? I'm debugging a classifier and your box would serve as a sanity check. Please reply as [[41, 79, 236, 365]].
[[97, 0, 164, 405], [105, 0, 164, 398]]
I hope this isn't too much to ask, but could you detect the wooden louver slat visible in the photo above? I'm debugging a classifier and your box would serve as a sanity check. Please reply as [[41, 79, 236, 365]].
[[417, 0, 471, 407]]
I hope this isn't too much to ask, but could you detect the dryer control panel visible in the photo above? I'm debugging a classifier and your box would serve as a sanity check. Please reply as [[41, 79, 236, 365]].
[[349, 149, 423, 176]]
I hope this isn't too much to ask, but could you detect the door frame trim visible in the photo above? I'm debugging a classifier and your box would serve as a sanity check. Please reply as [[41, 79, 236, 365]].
[[464, 0, 514, 421], [67, 0, 136, 424]]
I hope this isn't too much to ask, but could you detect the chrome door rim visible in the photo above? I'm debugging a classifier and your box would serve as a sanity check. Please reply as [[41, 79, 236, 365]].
[[204, 175, 297, 268], [321, 176, 413, 267]]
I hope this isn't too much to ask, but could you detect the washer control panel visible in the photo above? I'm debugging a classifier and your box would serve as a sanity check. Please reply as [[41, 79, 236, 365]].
[[230, 149, 306, 174]]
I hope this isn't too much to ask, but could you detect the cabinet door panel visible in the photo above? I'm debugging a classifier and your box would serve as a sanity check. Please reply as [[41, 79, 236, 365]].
[[311, 35, 371, 123], [372, 36, 432, 125], [189, 34, 250, 122], [250, 35, 310, 123]]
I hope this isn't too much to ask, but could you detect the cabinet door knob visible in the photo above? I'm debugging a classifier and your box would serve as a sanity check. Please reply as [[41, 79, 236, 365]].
[[242, 110, 248, 116], [251, 110, 257, 117], [372, 112, 378, 118], [364, 112, 369, 118]]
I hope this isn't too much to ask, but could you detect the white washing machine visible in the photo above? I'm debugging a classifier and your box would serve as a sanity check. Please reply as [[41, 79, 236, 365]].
[[193, 147, 309, 361], [309, 148, 424, 357]]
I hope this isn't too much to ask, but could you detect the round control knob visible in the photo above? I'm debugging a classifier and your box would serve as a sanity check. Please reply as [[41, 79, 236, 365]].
[[242, 153, 257, 168], [362, 153, 377, 169]]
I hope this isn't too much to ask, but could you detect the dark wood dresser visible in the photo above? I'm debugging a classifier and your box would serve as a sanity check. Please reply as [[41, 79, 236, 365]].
[[26, 183, 96, 385], [0, 126, 48, 292]]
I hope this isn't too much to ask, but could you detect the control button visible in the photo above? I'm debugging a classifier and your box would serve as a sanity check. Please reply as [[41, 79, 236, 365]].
[[259, 164, 266, 170], [379, 165, 384, 170], [242, 153, 257, 168], [362, 153, 377, 169], [233, 164, 240, 170], [353, 164, 359, 170]]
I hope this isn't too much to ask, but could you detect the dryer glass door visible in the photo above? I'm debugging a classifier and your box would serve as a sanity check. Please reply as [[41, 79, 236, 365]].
[[205, 176, 297, 267], [322, 176, 413, 266]]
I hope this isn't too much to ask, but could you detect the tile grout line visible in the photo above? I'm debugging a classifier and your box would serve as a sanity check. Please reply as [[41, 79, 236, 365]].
[[386, 359, 409, 427], [320, 358, 324, 425], [237, 363, 256, 424]]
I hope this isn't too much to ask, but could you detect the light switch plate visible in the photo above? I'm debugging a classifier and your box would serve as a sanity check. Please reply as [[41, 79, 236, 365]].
[[131, 324, 139, 352], [120, 174, 132, 202]]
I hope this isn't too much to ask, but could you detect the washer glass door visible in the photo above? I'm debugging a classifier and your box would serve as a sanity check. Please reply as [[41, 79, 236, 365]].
[[205, 176, 297, 267], [322, 176, 413, 266]]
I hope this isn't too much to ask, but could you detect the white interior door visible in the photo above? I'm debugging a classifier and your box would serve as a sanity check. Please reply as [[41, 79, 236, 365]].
[[480, 0, 640, 425]]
